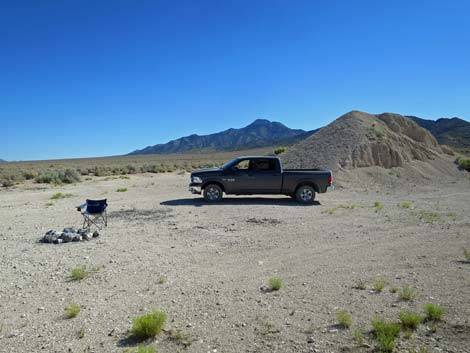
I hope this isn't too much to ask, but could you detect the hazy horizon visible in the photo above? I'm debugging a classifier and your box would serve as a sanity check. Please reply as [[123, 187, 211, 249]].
[[1, 1, 469, 161]]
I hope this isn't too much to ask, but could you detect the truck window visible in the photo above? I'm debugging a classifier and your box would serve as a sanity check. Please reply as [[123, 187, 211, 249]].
[[234, 159, 250, 170], [252, 159, 276, 171]]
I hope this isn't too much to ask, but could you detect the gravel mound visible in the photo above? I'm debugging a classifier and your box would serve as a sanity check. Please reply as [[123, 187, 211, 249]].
[[281, 111, 443, 171]]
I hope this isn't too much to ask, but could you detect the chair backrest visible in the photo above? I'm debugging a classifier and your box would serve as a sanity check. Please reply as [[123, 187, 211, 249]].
[[86, 199, 107, 214]]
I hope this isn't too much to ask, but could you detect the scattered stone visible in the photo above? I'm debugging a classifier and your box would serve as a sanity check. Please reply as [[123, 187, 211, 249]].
[[41, 227, 101, 244]]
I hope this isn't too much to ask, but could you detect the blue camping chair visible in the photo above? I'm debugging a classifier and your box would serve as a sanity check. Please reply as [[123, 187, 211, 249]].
[[77, 199, 108, 229]]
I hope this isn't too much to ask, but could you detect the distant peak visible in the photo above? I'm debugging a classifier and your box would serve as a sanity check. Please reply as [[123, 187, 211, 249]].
[[249, 118, 272, 125]]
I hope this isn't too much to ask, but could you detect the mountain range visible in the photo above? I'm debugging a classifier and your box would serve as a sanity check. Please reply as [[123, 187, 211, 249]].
[[128, 115, 468, 156], [129, 119, 317, 155], [407, 116, 470, 149]]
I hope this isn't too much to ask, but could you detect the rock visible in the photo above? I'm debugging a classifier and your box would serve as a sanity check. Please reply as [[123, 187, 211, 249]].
[[43, 230, 61, 243], [307, 337, 315, 343], [61, 232, 74, 243]]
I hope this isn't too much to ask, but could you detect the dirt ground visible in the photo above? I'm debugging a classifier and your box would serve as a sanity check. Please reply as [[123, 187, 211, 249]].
[[0, 172, 469, 353]]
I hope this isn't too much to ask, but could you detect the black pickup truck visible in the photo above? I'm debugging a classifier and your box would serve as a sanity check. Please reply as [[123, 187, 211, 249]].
[[189, 156, 332, 203]]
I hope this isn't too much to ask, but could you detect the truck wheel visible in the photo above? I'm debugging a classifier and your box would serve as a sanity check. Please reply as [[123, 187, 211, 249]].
[[203, 184, 223, 202], [296, 185, 315, 203]]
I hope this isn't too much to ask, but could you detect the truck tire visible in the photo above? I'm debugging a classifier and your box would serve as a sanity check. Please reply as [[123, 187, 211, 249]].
[[296, 185, 315, 203], [203, 184, 223, 202]]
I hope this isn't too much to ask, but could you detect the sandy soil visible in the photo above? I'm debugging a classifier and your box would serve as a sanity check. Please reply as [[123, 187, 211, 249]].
[[0, 173, 469, 353]]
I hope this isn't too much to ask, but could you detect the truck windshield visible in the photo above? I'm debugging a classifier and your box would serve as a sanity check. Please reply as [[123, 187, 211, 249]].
[[222, 158, 240, 170]]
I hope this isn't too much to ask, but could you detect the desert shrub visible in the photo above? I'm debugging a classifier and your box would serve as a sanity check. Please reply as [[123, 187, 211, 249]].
[[463, 248, 470, 262], [35, 170, 60, 184], [371, 317, 401, 353], [70, 266, 90, 281], [353, 279, 367, 290], [92, 166, 111, 177], [22, 169, 39, 180], [455, 156, 470, 171], [125, 164, 137, 174], [64, 303, 81, 318], [51, 192, 74, 200], [374, 201, 383, 211], [274, 146, 288, 155], [136, 345, 156, 353], [0, 173, 24, 187], [35, 169, 80, 184], [167, 328, 193, 347], [268, 276, 282, 291], [423, 303, 445, 321], [60, 168, 81, 183], [373, 278, 387, 292], [131, 310, 167, 340], [399, 311, 422, 330], [412, 210, 441, 224], [336, 309, 352, 328], [398, 285, 418, 301], [352, 329, 365, 346], [400, 202, 411, 209], [117, 187, 128, 192]]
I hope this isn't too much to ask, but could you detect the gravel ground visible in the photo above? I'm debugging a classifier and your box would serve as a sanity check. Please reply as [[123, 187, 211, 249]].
[[0, 172, 469, 353]]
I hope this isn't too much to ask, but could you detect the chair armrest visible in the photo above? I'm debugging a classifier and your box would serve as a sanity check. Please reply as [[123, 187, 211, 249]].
[[76, 203, 87, 211]]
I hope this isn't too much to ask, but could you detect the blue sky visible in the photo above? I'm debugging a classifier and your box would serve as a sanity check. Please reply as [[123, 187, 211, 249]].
[[1, 0, 469, 161]]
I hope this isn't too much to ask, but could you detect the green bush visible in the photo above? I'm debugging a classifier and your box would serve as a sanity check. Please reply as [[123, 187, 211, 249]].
[[131, 310, 167, 340], [399, 310, 422, 330], [373, 278, 387, 292], [371, 317, 401, 353], [423, 303, 445, 321], [268, 276, 282, 291], [274, 146, 288, 155], [455, 156, 470, 171], [64, 303, 81, 318], [374, 201, 383, 211], [136, 345, 156, 353], [51, 192, 74, 200], [70, 266, 90, 281], [116, 187, 128, 192], [336, 309, 352, 328], [463, 248, 470, 262]]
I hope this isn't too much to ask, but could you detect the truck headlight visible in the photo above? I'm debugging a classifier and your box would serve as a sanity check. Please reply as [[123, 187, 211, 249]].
[[192, 176, 202, 183]]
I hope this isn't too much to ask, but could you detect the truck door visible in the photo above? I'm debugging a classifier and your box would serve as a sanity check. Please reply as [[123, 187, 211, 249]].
[[223, 159, 258, 193], [251, 159, 282, 193]]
